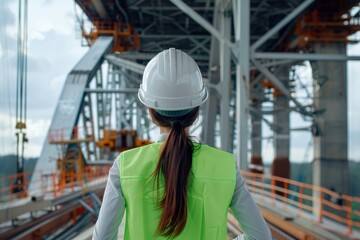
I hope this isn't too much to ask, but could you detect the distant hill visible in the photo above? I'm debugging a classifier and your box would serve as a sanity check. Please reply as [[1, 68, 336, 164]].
[[0, 155, 37, 177]]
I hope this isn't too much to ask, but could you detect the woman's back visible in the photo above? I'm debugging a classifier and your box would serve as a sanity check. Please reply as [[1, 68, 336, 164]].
[[120, 143, 236, 239], [93, 48, 271, 240]]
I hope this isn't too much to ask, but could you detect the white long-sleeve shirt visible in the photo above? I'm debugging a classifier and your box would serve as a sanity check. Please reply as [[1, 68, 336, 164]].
[[93, 134, 271, 240]]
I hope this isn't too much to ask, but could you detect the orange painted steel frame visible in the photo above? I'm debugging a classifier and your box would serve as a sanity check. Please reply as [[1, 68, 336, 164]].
[[82, 20, 140, 52], [294, 1, 360, 48], [97, 129, 152, 152]]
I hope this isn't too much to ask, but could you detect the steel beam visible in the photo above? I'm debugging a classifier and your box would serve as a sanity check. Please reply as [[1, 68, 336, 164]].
[[85, 89, 138, 93], [219, 2, 232, 152], [79, 199, 96, 215], [251, 0, 314, 51], [251, 59, 312, 117], [129, 6, 215, 11], [169, 0, 236, 50], [254, 52, 360, 61], [250, 59, 296, 70], [189, 38, 211, 55], [95, 69, 105, 146], [105, 55, 145, 74], [90, 0, 107, 19], [202, 5, 220, 147], [233, 0, 250, 169], [139, 34, 210, 39]]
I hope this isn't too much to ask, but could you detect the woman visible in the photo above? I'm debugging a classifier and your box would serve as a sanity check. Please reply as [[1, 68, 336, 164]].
[[93, 48, 271, 239]]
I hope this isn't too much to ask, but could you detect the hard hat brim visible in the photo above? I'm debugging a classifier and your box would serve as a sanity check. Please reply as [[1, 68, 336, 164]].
[[138, 85, 208, 111]]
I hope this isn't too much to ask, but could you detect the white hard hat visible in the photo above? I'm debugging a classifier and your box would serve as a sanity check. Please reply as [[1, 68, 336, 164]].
[[138, 48, 208, 111]]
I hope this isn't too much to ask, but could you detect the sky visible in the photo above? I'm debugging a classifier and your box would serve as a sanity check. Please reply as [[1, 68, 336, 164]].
[[0, 0, 359, 163]]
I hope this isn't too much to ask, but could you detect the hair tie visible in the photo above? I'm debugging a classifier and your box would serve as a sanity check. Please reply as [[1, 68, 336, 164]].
[[171, 121, 182, 129]]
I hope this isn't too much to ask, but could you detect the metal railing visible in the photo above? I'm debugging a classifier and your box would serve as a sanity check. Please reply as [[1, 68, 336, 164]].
[[241, 171, 360, 238], [1, 168, 359, 238], [48, 126, 94, 143], [0, 166, 110, 203]]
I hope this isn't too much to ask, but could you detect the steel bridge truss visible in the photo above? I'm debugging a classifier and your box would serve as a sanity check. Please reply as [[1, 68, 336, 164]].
[[33, 0, 360, 175]]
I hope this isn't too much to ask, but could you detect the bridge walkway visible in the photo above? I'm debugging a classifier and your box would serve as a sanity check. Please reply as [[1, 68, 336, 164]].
[[1, 169, 359, 239]]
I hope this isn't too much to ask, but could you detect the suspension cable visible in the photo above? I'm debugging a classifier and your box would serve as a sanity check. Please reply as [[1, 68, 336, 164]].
[[14, 0, 28, 193]]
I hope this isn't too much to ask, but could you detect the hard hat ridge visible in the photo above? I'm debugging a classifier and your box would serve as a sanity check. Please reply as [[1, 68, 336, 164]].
[[138, 48, 208, 111]]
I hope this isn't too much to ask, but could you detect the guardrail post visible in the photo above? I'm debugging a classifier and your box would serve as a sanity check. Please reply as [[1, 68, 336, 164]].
[[40, 171, 44, 194], [347, 199, 353, 234], [271, 178, 276, 205], [250, 175, 253, 193], [71, 171, 75, 191], [283, 182, 288, 208], [298, 185, 303, 216], [10, 175, 14, 201], [318, 188, 323, 223], [52, 173, 57, 198], [60, 172, 65, 195], [261, 175, 264, 201], [23, 172, 28, 198]]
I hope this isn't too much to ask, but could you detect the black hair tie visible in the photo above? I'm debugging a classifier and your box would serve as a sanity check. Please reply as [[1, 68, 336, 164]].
[[171, 121, 182, 129]]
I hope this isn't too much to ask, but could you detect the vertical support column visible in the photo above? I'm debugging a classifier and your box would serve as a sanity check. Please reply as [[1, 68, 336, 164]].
[[250, 100, 263, 173], [95, 68, 105, 159], [219, 3, 232, 152], [114, 68, 122, 130], [272, 66, 291, 194], [120, 70, 132, 130], [82, 93, 96, 162], [233, 0, 250, 169], [104, 63, 113, 129], [312, 42, 349, 217], [95, 68, 105, 139], [203, 5, 221, 147]]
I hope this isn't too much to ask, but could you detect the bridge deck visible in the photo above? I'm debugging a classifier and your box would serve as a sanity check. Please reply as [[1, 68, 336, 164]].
[[1, 170, 359, 239]]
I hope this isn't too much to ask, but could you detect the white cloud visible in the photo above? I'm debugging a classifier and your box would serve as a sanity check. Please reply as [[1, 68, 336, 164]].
[[0, 113, 16, 155], [0, 0, 86, 158], [8, 0, 78, 41], [0, 112, 50, 157], [0, 113, 16, 138], [26, 118, 51, 157]]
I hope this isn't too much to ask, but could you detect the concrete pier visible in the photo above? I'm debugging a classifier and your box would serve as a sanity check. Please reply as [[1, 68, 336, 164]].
[[272, 66, 291, 195], [312, 42, 349, 195]]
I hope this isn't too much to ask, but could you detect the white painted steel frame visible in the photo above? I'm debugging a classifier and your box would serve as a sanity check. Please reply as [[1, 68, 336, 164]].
[[233, 0, 250, 170], [168, 0, 360, 170]]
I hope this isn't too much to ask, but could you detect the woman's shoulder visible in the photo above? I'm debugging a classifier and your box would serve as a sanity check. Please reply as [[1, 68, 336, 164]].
[[121, 142, 161, 158], [192, 144, 236, 180], [119, 143, 161, 177]]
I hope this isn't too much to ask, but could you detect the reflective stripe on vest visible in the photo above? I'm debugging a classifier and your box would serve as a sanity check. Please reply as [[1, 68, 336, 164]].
[[120, 142, 236, 240]]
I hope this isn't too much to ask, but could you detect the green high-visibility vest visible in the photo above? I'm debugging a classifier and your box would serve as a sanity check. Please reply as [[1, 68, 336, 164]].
[[120, 142, 236, 239]]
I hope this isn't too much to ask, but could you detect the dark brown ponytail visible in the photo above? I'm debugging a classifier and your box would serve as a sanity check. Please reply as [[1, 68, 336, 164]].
[[149, 107, 199, 238]]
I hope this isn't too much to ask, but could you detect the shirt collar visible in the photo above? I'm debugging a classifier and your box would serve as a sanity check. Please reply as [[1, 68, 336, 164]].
[[156, 133, 168, 142]]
